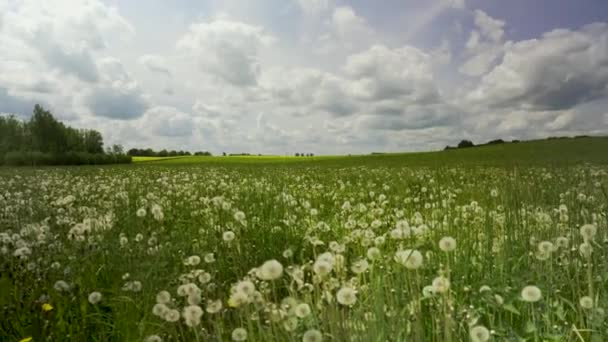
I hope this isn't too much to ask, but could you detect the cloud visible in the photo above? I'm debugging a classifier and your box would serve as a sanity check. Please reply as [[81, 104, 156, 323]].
[[81, 57, 149, 120], [459, 10, 505, 77], [142, 106, 193, 137], [344, 45, 440, 104], [467, 23, 608, 111], [332, 6, 373, 41], [138, 55, 171, 77], [297, 0, 332, 15], [176, 17, 275, 86]]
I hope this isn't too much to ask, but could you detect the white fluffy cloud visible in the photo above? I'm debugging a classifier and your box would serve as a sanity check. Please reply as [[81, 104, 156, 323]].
[[176, 18, 274, 86], [468, 23, 608, 111]]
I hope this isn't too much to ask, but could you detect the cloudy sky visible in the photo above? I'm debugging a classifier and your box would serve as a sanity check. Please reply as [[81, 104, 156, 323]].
[[1, 0, 608, 154]]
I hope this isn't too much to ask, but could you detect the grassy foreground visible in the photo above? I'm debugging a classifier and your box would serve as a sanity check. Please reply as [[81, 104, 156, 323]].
[[1, 137, 608, 341]]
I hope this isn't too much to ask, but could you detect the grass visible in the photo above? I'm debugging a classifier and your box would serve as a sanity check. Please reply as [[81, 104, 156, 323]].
[[1, 137, 607, 341]]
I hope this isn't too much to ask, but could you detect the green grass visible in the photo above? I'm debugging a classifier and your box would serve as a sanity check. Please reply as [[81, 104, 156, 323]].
[[1, 137, 607, 341], [139, 137, 608, 167]]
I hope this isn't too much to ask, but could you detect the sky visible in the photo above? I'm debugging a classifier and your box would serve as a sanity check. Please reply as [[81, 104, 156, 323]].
[[1, 0, 608, 154]]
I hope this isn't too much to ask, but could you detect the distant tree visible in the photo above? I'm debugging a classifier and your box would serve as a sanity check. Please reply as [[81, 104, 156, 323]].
[[159, 149, 168, 157], [83, 130, 104, 154], [111, 144, 124, 155], [486, 139, 505, 145], [222, 152, 226, 156], [457, 140, 475, 148], [295, 153, 300, 157]]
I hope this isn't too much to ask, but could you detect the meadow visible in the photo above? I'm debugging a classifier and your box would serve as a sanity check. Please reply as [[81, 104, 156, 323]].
[[1, 137, 608, 341]]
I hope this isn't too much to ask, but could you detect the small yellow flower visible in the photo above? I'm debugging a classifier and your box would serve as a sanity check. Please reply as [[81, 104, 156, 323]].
[[19, 337, 33, 342], [42, 303, 54, 312]]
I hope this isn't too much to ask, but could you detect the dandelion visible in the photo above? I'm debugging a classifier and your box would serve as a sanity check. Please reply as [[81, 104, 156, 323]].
[[580, 224, 597, 241], [367, 247, 381, 260], [234, 211, 246, 221], [432, 276, 450, 294], [231, 327, 248, 341], [88, 291, 102, 304], [156, 290, 171, 304], [556, 237, 569, 248], [144, 335, 162, 342], [206, 299, 223, 313], [254, 260, 281, 281], [351, 259, 369, 274], [54, 280, 70, 292], [313, 260, 333, 276], [295, 303, 311, 318], [283, 248, 293, 258], [303, 329, 323, 342], [236, 280, 256, 295], [537, 241, 554, 254], [42, 303, 53, 312], [579, 296, 594, 309], [204, 253, 215, 263], [185, 255, 201, 266], [469, 325, 490, 342], [579, 242, 593, 257], [479, 285, 491, 293], [422, 285, 434, 298], [521, 285, 542, 302], [336, 287, 357, 306], [439, 236, 457, 252], [153, 303, 168, 317], [394, 249, 423, 270], [164, 309, 180, 322], [136, 208, 146, 217], [182, 305, 203, 327], [223, 231, 235, 242]]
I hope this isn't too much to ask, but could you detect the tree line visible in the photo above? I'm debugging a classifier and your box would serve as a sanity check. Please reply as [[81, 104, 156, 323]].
[[0, 105, 131, 166], [127, 149, 212, 157]]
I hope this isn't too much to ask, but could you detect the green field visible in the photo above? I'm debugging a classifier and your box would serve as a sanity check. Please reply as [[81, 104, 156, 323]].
[[2, 137, 608, 341]]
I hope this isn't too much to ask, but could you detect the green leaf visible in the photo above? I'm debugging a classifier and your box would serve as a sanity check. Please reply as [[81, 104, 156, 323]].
[[525, 321, 537, 333], [503, 303, 521, 315]]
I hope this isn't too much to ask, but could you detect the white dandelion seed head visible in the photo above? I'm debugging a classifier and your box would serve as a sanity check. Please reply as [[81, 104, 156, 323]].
[[236, 280, 256, 295], [258, 259, 284, 280], [182, 305, 203, 327], [521, 285, 542, 302], [439, 236, 457, 252], [394, 249, 423, 270], [88, 291, 102, 304], [223, 231, 236, 242], [432, 276, 450, 294], [152, 303, 168, 317], [295, 303, 311, 318], [164, 309, 180, 322], [302, 329, 323, 342], [336, 287, 357, 306], [231, 327, 248, 341], [469, 325, 490, 342], [313, 260, 333, 276], [144, 335, 162, 342], [206, 299, 223, 313], [580, 224, 597, 241], [579, 296, 594, 309], [351, 259, 369, 274]]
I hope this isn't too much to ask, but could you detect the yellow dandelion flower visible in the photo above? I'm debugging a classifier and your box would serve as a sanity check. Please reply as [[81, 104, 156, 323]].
[[42, 303, 54, 312], [19, 338, 33, 342]]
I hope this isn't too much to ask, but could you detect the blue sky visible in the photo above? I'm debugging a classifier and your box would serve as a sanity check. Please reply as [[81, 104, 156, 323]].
[[1, 0, 607, 154]]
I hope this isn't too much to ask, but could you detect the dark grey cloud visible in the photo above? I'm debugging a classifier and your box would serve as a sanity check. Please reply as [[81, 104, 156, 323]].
[[0, 88, 38, 117], [85, 87, 149, 120]]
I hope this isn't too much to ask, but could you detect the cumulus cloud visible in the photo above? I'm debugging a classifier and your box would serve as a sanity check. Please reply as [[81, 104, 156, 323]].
[[297, 0, 332, 15], [81, 58, 149, 119], [459, 10, 505, 77], [138, 55, 171, 77], [467, 23, 608, 111], [176, 18, 275, 86], [142, 106, 193, 137]]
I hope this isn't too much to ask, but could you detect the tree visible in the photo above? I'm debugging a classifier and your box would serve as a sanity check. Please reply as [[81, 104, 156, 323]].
[[457, 140, 475, 148], [83, 130, 104, 154]]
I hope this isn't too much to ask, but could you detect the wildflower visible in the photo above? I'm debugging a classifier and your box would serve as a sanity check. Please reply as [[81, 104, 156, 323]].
[[469, 325, 490, 342], [259, 260, 283, 280], [204, 253, 215, 263], [153, 303, 168, 317], [479, 285, 491, 293], [223, 231, 235, 242], [206, 299, 223, 313], [579, 242, 593, 257], [439, 236, 457, 252], [579, 296, 594, 309], [164, 309, 180, 322], [156, 290, 171, 304], [145, 335, 162, 342], [236, 280, 256, 295], [228, 291, 249, 307], [422, 285, 434, 298], [556, 237, 569, 248], [231, 327, 248, 341], [580, 224, 597, 241], [283, 317, 298, 331], [54, 280, 70, 292], [283, 248, 293, 258], [367, 247, 381, 260], [351, 259, 369, 274], [182, 305, 203, 327], [234, 211, 246, 221], [313, 260, 333, 276], [336, 287, 357, 306], [537, 241, 555, 254], [295, 303, 311, 318], [88, 291, 102, 304], [184, 255, 201, 266], [432, 276, 450, 294], [394, 249, 423, 270], [42, 303, 53, 312], [521, 285, 542, 302], [136, 208, 146, 217], [302, 329, 323, 342]]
